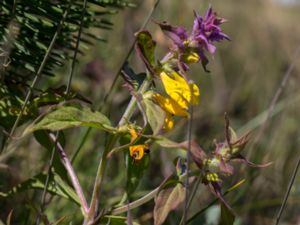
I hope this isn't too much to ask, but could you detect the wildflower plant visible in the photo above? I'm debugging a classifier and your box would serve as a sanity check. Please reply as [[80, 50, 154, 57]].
[[1, 5, 271, 225]]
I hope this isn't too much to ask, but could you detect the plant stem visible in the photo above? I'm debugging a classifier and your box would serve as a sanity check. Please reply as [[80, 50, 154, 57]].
[[111, 170, 200, 216], [49, 133, 89, 214], [112, 187, 160, 215], [274, 153, 300, 225], [85, 77, 151, 224], [35, 132, 59, 225]]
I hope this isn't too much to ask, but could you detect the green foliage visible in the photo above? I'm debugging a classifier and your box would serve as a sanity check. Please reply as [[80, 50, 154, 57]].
[[0, 0, 133, 83], [100, 215, 140, 225], [0, 0, 133, 132], [135, 31, 157, 74], [125, 150, 150, 197], [143, 97, 165, 135], [23, 103, 116, 135], [0, 172, 81, 205], [0, 84, 36, 129], [219, 203, 235, 225]]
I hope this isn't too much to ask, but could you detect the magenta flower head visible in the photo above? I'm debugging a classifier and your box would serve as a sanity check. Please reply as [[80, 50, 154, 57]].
[[158, 6, 229, 72]]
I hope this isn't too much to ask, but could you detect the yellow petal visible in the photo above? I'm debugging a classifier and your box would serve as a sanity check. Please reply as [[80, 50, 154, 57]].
[[183, 52, 200, 63], [153, 93, 188, 117], [129, 145, 146, 160], [129, 128, 138, 142], [160, 71, 200, 108], [163, 113, 174, 132]]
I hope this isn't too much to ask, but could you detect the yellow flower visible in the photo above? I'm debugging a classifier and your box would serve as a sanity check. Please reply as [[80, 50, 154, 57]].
[[129, 128, 148, 160], [153, 93, 188, 117], [129, 144, 148, 160], [163, 113, 174, 131], [160, 71, 200, 109]]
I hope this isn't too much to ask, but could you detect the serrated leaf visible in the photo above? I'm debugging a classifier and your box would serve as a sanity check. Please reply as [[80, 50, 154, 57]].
[[23, 104, 116, 135], [0, 173, 80, 205], [154, 182, 186, 225], [143, 99, 165, 135], [219, 203, 235, 225]]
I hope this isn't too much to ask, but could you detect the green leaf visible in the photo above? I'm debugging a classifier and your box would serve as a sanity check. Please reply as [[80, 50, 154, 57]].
[[100, 215, 140, 225], [0, 173, 80, 205], [154, 182, 186, 225], [135, 31, 156, 74], [119, 135, 150, 197], [121, 62, 146, 90], [125, 150, 150, 197], [143, 98, 165, 135], [23, 104, 116, 135], [219, 203, 235, 225]]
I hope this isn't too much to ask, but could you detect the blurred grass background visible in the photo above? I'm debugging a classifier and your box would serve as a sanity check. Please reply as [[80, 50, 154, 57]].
[[1, 0, 300, 224]]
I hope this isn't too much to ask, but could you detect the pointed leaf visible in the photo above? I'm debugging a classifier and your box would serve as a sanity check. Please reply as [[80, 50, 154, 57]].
[[143, 99, 166, 135], [219, 203, 235, 225], [125, 151, 150, 197], [153, 136, 207, 168], [231, 154, 272, 168], [24, 104, 115, 135], [135, 31, 156, 74], [0, 173, 80, 205], [154, 183, 186, 225]]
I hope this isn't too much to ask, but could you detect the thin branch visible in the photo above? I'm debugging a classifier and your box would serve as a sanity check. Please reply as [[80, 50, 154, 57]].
[[179, 174, 202, 225], [182, 83, 194, 225], [48, 133, 89, 214], [66, 0, 87, 94], [274, 153, 300, 225], [35, 132, 59, 225], [112, 187, 160, 215]]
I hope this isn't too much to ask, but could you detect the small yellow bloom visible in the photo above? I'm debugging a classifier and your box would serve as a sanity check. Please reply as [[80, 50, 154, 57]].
[[129, 144, 148, 160], [206, 172, 220, 182], [163, 113, 174, 132], [160, 71, 200, 109], [129, 128, 148, 160], [153, 93, 188, 117], [182, 52, 200, 63]]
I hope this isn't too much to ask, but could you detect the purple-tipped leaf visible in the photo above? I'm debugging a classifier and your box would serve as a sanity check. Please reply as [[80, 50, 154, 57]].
[[231, 154, 273, 168]]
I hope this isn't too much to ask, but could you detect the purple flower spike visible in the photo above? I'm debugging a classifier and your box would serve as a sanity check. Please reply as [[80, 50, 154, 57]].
[[158, 6, 229, 72], [190, 7, 230, 53]]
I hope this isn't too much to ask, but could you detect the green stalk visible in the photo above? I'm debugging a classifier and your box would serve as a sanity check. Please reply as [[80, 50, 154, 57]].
[[84, 77, 151, 224]]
